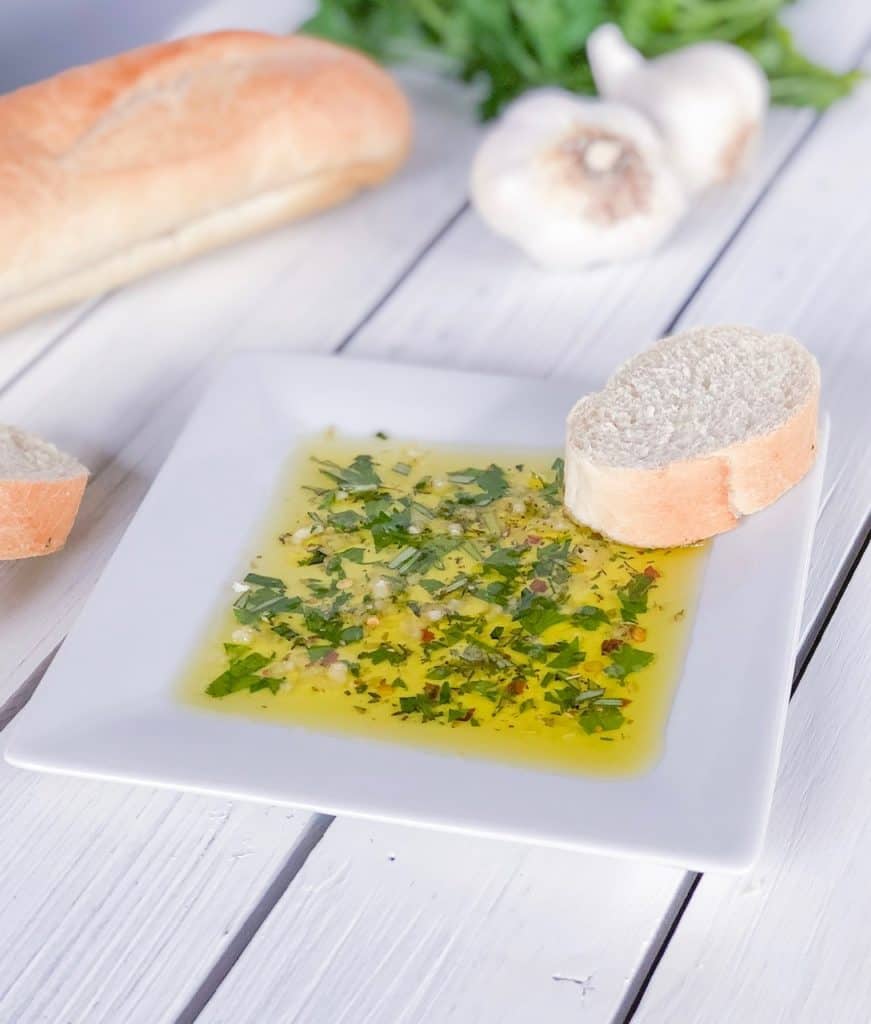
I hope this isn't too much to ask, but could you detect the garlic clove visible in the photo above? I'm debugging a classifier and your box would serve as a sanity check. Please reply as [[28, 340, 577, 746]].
[[587, 24, 768, 193], [470, 89, 688, 271]]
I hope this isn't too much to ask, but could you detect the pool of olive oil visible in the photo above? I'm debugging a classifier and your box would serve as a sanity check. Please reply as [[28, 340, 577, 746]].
[[181, 434, 706, 775]]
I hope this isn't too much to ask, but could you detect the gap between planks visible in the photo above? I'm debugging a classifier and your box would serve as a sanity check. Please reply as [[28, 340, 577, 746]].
[[616, 517, 871, 1024], [174, 813, 336, 1024], [334, 203, 469, 355]]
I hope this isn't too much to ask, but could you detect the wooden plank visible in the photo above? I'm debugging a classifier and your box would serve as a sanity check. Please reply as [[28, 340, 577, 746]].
[[198, 824, 689, 1024], [0, 74, 478, 711], [631, 543, 871, 1024], [0, 303, 98, 393], [0, 760, 320, 1024], [196, 22, 871, 1024]]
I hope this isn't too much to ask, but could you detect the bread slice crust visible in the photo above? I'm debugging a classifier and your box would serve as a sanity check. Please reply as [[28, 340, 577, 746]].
[[0, 426, 88, 559], [0, 472, 88, 559]]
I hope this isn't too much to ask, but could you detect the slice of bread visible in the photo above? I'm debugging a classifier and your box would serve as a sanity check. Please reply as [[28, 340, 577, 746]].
[[564, 325, 820, 548], [0, 427, 88, 559]]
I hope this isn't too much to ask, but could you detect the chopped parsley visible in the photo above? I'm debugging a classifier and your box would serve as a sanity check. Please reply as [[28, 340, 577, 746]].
[[203, 439, 699, 759]]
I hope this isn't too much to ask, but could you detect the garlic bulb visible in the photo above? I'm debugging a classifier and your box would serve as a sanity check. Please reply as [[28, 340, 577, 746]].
[[470, 89, 688, 270], [587, 24, 768, 193]]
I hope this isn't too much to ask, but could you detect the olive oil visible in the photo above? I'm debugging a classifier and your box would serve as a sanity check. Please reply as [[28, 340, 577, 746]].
[[181, 435, 706, 775]]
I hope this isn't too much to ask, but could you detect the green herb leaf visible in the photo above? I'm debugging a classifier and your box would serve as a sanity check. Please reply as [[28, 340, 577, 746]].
[[315, 454, 382, 493], [513, 590, 567, 636], [359, 643, 410, 666], [573, 605, 610, 630], [617, 572, 655, 622], [579, 705, 625, 734], [448, 464, 509, 506], [604, 644, 654, 679], [483, 546, 526, 580], [243, 573, 285, 589], [303, 0, 860, 119], [547, 637, 585, 669]]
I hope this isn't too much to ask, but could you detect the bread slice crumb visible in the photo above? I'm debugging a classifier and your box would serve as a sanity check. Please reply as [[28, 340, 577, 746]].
[[564, 325, 820, 547]]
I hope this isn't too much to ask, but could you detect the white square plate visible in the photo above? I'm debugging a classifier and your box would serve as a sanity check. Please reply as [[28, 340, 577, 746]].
[[4, 354, 827, 871]]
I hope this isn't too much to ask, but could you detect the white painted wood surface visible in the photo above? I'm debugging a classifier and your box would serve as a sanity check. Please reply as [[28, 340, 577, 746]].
[[633, 546, 871, 1024], [0, 1, 868, 1022], [199, 823, 689, 1024], [0, 763, 318, 1024]]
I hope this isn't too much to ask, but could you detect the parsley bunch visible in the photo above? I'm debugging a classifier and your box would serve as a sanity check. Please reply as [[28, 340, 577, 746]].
[[302, 0, 860, 118]]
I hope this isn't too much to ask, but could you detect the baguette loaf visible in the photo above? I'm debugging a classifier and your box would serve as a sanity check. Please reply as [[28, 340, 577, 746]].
[[564, 325, 820, 548], [0, 31, 412, 331], [0, 427, 88, 559]]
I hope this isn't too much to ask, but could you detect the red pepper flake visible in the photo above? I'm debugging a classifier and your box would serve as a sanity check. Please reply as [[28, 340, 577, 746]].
[[643, 565, 660, 579], [507, 679, 527, 695], [601, 638, 623, 654], [530, 578, 548, 593], [420, 628, 435, 643], [525, 534, 543, 545], [321, 650, 339, 665]]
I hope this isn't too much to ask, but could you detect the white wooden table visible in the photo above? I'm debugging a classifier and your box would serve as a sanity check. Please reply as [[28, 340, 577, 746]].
[[1, 2, 869, 1022]]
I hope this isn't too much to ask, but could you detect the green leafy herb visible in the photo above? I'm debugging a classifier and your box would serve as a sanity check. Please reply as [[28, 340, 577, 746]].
[[573, 605, 610, 630], [302, 0, 860, 119], [604, 643, 655, 679], [359, 643, 410, 666], [541, 458, 565, 506], [579, 705, 625, 734], [547, 636, 585, 669], [328, 509, 365, 532], [483, 546, 525, 580], [207, 648, 273, 697], [315, 454, 382, 493], [243, 573, 285, 589], [233, 582, 301, 624], [513, 590, 567, 635], [532, 539, 571, 584], [617, 572, 655, 622], [448, 464, 509, 506]]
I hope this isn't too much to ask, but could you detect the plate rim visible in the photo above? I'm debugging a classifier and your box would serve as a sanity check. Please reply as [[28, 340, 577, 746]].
[[4, 351, 829, 872]]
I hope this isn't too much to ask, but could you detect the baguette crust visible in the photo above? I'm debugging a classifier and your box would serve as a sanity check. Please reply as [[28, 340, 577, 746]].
[[0, 31, 412, 329], [0, 473, 88, 559], [725, 385, 819, 516], [564, 361, 819, 549]]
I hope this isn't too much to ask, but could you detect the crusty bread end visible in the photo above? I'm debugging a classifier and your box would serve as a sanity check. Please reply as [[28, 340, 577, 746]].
[[0, 427, 88, 559]]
